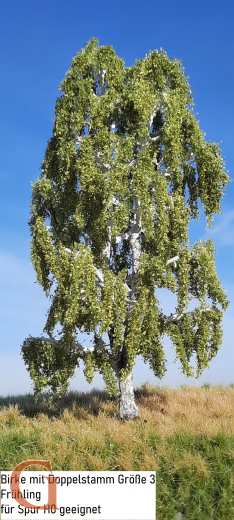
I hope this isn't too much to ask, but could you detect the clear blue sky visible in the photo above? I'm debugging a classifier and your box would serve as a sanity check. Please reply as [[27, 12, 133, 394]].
[[0, 0, 233, 397]]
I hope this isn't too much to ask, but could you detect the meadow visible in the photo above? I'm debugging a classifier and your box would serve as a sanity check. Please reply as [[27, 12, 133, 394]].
[[1, 383, 234, 519]]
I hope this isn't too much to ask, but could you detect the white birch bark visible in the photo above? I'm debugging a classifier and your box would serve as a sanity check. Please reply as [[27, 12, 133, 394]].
[[101, 192, 141, 418], [118, 372, 140, 420], [101, 106, 168, 419], [115, 198, 142, 419]]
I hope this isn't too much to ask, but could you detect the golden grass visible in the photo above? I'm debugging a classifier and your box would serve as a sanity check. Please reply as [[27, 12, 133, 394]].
[[1, 384, 234, 472], [2, 384, 234, 517], [134, 384, 234, 436], [1, 385, 234, 435]]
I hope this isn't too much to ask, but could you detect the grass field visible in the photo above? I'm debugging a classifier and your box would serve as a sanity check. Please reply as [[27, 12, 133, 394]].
[[1, 383, 234, 519]]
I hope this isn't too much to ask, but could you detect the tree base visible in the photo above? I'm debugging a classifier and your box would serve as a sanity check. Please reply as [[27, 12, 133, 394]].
[[118, 371, 141, 420]]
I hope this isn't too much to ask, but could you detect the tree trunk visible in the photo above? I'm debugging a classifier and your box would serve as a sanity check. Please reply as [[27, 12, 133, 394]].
[[108, 325, 140, 420], [118, 371, 141, 420]]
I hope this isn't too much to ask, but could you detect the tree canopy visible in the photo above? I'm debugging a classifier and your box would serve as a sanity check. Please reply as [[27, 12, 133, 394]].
[[21, 38, 230, 407]]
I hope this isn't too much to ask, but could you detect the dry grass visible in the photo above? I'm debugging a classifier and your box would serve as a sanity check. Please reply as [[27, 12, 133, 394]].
[[1, 383, 234, 517], [1, 384, 234, 469], [1, 384, 234, 431], [134, 383, 234, 436]]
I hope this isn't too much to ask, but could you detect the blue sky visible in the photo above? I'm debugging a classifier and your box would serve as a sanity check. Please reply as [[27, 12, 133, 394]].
[[0, 0, 234, 397]]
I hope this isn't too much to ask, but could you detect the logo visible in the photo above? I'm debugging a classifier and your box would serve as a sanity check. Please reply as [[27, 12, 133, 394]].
[[9, 460, 59, 511]]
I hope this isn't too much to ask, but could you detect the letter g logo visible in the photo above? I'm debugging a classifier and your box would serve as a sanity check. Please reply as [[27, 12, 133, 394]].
[[10, 460, 59, 510]]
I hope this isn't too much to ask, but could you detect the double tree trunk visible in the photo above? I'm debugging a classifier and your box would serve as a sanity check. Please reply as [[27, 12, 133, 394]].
[[104, 196, 142, 420]]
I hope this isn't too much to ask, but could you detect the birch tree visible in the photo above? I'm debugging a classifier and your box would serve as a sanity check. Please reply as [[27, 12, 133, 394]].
[[21, 38, 230, 420]]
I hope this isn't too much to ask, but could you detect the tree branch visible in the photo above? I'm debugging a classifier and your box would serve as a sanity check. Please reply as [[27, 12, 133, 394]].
[[23, 334, 110, 354], [152, 154, 170, 177], [166, 256, 179, 268], [64, 247, 130, 293], [97, 68, 107, 96], [93, 150, 111, 173], [23, 335, 92, 353], [164, 306, 211, 323], [137, 135, 159, 152], [184, 150, 195, 163]]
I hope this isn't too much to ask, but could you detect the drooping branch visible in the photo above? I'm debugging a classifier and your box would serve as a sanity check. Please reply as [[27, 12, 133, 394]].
[[64, 247, 105, 288], [64, 247, 130, 294], [23, 334, 109, 354], [23, 334, 92, 353], [164, 306, 211, 323]]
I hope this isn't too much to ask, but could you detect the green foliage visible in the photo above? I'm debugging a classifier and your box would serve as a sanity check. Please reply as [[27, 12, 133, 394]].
[[22, 38, 230, 400], [83, 347, 120, 397], [21, 337, 80, 402]]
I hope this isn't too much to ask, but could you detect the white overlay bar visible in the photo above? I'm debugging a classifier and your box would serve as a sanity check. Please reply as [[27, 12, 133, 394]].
[[1, 471, 156, 519]]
